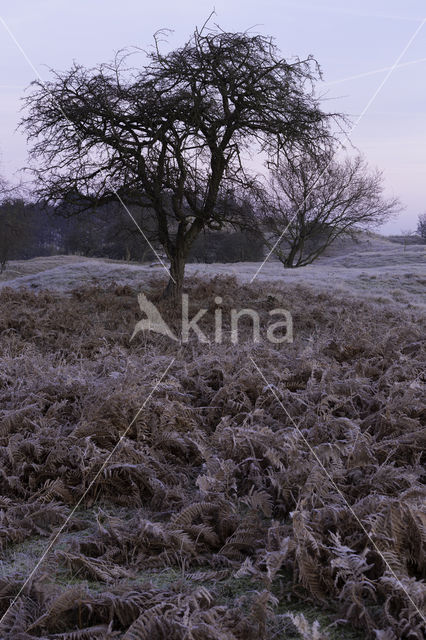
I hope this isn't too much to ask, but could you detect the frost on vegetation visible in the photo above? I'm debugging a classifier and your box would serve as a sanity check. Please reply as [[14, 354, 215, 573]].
[[0, 274, 424, 639]]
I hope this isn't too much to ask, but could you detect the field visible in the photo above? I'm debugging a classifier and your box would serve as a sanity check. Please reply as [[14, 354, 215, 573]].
[[0, 238, 425, 639]]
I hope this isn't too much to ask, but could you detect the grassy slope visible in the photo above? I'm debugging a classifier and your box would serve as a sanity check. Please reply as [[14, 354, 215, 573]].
[[1, 234, 425, 307]]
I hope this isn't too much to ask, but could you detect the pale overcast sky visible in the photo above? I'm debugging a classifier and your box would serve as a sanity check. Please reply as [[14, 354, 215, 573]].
[[0, 0, 425, 233]]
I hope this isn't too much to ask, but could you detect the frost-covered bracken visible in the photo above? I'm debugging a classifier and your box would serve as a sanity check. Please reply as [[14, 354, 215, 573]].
[[0, 269, 424, 639]]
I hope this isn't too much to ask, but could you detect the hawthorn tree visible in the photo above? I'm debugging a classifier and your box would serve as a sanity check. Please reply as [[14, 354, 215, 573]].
[[22, 26, 337, 297], [260, 152, 400, 267]]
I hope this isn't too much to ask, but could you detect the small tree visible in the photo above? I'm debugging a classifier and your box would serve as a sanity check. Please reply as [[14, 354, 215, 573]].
[[22, 26, 338, 297], [260, 152, 400, 267], [417, 213, 426, 242]]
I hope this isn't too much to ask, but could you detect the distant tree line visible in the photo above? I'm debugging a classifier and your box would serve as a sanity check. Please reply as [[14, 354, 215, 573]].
[[0, 196, 265, 271], [0, 199, 58, 272]]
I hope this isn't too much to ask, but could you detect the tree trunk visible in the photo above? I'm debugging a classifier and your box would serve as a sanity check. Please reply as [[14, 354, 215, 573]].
[[161, 218, 203, 300], [284, 242, 298, 268], [163, 250, 185, 301]]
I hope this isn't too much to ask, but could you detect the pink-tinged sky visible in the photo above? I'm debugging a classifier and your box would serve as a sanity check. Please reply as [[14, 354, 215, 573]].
[[0, 0, 425, 234]]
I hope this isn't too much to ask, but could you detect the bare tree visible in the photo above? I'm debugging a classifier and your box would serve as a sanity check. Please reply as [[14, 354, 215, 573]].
[[21, 26, 338, 297], [417, 213, 426, 242], [260, 152, 400, 268]]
